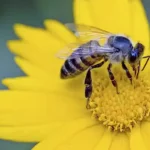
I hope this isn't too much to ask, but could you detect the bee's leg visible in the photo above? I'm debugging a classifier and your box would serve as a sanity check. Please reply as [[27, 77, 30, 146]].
[[141, 55, 150, 71], [132, 65, 137, 77], [85, 69, 92, 109], [136, 61, 141, 79], [121, 61, 132, 84], [85, 61, 106, 109], [107, 63, 119, 94]]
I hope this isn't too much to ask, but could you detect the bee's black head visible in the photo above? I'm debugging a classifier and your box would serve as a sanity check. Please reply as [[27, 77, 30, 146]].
[[128, 42, 144, 64]]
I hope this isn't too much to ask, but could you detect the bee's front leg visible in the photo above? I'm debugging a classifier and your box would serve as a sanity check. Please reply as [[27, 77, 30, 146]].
[[122, 61, 132, 83], [136, 61, 141, 79], [84, 61, 106, 109]]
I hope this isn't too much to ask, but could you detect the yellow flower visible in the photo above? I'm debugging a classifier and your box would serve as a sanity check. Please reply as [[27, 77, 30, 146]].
[[0, 0, 150, 150]]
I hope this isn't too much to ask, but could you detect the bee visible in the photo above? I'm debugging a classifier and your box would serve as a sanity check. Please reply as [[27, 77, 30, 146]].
[[56, 23, 150, 106]]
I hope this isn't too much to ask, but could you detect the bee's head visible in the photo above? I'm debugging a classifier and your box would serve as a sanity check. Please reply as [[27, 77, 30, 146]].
[[128, 42, 144, 65]]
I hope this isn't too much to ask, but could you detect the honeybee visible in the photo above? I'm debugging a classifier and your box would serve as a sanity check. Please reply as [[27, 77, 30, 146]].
[[56, 23, 150, 106]]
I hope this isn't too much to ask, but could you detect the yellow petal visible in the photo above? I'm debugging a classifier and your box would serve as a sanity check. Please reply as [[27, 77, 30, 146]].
[[73, 0, 95, 26], [94, 129, 113, 150], [11, 56, 85, 98], [2, 76, 85, 101], [14, 56, 54, 79], [44, 20, 78, 44], [74, 0, 131, 33], [130, 125, 148, 150], [9, 22, 79, 79], [0, 91, 87, 126], [141, 121, 150, 149], [7, 42, 85, 94], [7, 40, 62, 73], [0, 123, 63, 142], [2, 77, 53, 92], [56, 125, 105, 150], [32, 117, 99, 150], [110, 133, 129, 150], [12, 24, 65, 79], [14, 24, 65, 51]]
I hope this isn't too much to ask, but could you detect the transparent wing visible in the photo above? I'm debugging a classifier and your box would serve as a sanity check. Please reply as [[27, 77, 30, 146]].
[[56, 24, 116, 60], [56, 42, 115, 60], [65, 23, 112, 34], [56, 43, 83, 59], [65, 23, 114, 41]]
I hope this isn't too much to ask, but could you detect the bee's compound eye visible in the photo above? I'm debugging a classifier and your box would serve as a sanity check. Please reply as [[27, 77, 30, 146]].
[[129, 51, 138, 63], [129, 42, 145, 64]]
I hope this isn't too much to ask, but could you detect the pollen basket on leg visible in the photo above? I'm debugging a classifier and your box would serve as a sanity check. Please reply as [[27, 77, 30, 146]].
[[88, 69, 150, 132]]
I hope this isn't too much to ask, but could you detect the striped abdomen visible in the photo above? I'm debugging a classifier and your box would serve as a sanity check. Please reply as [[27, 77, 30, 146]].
[[60, 40, 103, 79], [60, 55, 102, 79]]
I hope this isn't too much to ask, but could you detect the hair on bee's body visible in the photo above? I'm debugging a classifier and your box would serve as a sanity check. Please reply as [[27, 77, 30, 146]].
[[56, 23, 147, 108]]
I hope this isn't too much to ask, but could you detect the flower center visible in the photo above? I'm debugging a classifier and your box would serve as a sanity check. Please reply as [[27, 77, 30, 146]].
[[88, 68, 150, 132]]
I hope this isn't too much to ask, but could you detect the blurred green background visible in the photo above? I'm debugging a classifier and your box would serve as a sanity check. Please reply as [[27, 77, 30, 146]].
[[0, 0, 149, 149]]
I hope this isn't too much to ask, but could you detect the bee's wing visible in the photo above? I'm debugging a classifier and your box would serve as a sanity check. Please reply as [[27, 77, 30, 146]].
[[56, 24, 116, 60], [65, 23, 114, 41], [56, 42, 115, 60], [56, 43, 82, 59]]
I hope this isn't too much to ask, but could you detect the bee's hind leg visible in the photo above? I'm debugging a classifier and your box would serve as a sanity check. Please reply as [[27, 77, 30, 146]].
[[85, 61, 106, 109], [85, 69, 92, 109]]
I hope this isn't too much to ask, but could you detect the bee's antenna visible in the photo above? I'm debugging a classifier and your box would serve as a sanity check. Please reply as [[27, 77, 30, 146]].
[[141, 55, 150, 71]]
